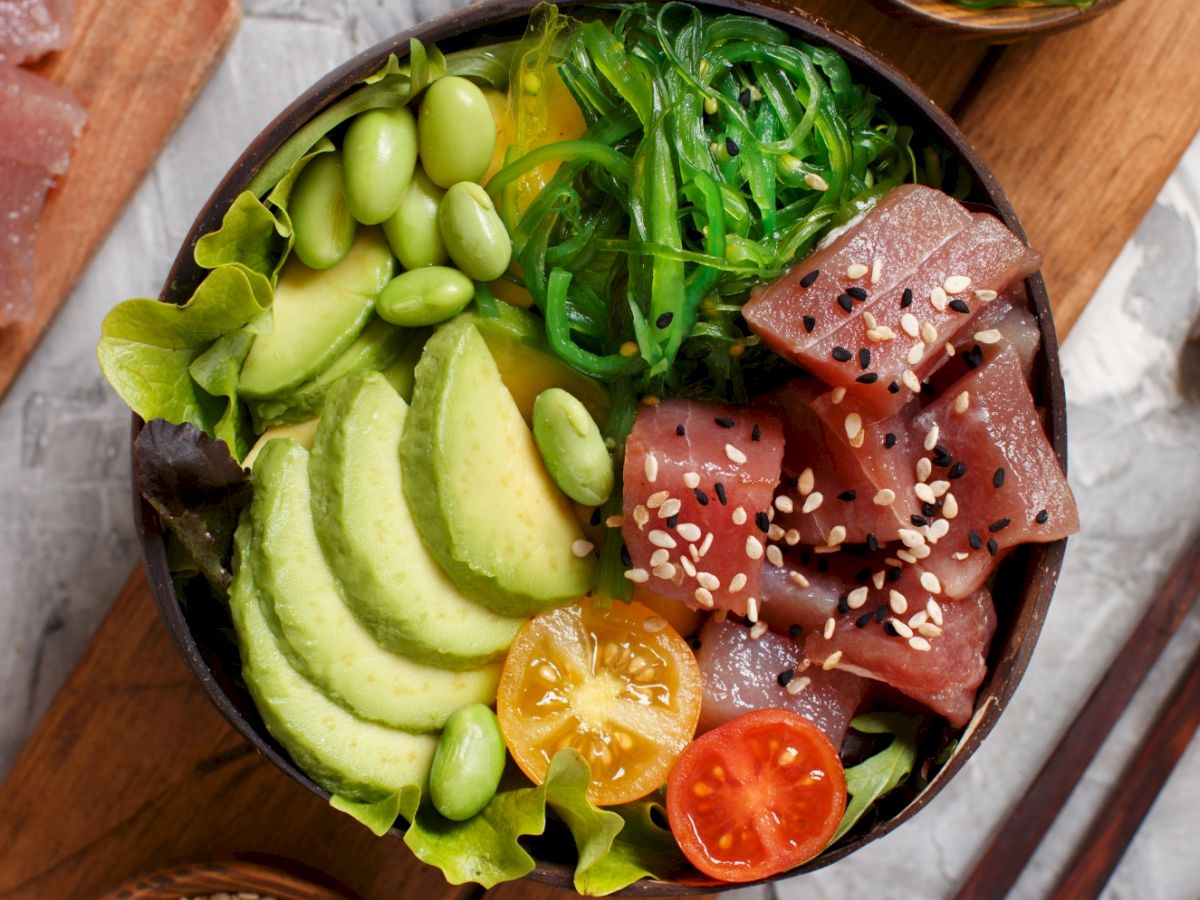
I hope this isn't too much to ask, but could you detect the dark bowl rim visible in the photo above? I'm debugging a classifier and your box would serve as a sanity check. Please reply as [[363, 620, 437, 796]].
[[134, 0, 1069, 894]]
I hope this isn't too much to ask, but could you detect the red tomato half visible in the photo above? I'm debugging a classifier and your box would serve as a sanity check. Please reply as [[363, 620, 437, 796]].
[[666, 709, 846, 882]]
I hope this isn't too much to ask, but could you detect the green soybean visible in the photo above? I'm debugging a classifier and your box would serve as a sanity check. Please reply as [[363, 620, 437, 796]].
[[418, 76, 496, 188], [342, 106, 418, 225], [439, 182, 512, 282], [429, 704, 506, 821], [376, 267, 474, 327], [289, 150, 357, 270], [532, 388, 613, 506], [383, 168, 448, 269]]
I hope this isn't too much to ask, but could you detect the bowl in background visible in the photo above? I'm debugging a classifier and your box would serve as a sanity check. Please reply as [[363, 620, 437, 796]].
[[871, 0, 1126, 41]]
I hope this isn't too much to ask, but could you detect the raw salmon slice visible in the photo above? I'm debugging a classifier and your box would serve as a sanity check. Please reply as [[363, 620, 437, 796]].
[[0, 0, 73, 65], [0, 157, 52, 323], [0, 63, 86, 175]]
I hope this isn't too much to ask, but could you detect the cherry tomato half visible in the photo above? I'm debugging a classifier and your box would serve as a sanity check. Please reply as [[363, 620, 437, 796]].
[[666, 709, 846, 882]]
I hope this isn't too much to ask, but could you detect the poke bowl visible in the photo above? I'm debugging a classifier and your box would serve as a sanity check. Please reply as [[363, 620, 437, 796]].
[[117, 0, 1073, 894], [872, 0, 1126, 40]]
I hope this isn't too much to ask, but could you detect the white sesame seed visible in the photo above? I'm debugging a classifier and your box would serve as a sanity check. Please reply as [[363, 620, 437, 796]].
[[653, 563, 677, 580], [786, 675, 811, 695], [798, 468, 815, 496], [885, 557, 903, 568], [846, 263, 868, 279], [725, 443, 747, 465], [914, 483, 936, 505], [929, 480, 950, 499], [920, 321, 938, 345], [916, 458, 932, 482], [897, 549, 917, 564], [572, 540, 595, 557], [873, 488, 896, 506], [642, 616, 668, 633], [768, 524, 785, 543], [907, 341, 926, 365], [788, 570, 809, 588], [849, 430, 865, 449], [924, 423, 940, 451], [866, 329, 882, 343], [872, 570, 886, 590], [930, 286, 948, 312], [682, 471, 701, 489], [694, 587, 715, 608], [974, 328, 1002, 345], [605, 515, 623, 528], [827, 525, 847, 547], [624, 568, 649, 583], [875, 325, 897, 340], [802, 492, 824, 514], [974, 289, 998, 302], [863, 311, 878, 330], [831, 386, 847, 405], [775, 495, 795, 514], [847, 586, 869, 609], [900, 313, 920, 337], [953, 551, 970, 560], [750, 621, 769, 639], [813, 544, 841, 555], [732, 506, 748, 525], [647, 490, 669, 509], [689, 543, 701, 562], [745, 535, 764, 560], [699, 532, 714, 556], [658, 498, 682, 518], [918, 623, 942, 638], [927, 598, 944, 625], [844, 413, 863, 440], [649, 530, 677, 549], [890, 619, 914, 639], [650, 548, 670, 567], [909, 636, 932, 652], [898, 527, 927, 548], [805, 172, 829, 191], [871, 258, 883, 284], [680, 555, 697, 577], [633, 505, 650, 529], [902, 369, 922, 393], [746, 596, 759, 623], [889, 589, 908, 614], [821, 650, 843, 670], [954, 391, 970, 414], [785, 528, 801, 545], [644, 454, 658, 483], [920, 571, 942, 594], [696, 571, 720, 591], [944, 275, 971, 294], [928, 518, 950, 541], [944, 342, 956, 357], [729, 572, 748, 593], [766, 544, 784, 568], [823, 617, 836, 639], [908, 611, 928, 628], [677, 522, 702, 542], [912, 543, 932, 559]]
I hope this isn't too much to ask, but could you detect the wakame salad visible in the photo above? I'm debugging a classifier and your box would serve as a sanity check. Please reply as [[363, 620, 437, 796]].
[[95, 2, 1067, 892]]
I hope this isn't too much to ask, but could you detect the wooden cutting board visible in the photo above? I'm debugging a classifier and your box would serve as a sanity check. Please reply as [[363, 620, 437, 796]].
[[2, 1, 1200, 898], [0, 0, 241, 401]]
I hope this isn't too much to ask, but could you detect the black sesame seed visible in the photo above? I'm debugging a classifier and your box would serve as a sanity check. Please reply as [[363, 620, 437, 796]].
[[715, 482, 728, 505], [694, 488, 709, 506], [1035, 509, 1050, 525], [901, 288, 914, 308], [590, 508, 602, 526], [832, 346, 853, 362], [921, 502, 940, 518], [838, 490, 857, 502], [715, 416, 735, 429], [857, 373, 880, 384], [789, 624, 802, 638], [777, 668, 794, 687], [855, 567, 872, 585], [837, 593, 850, 614], [666, 513, 680, 529], [725, 137, 740, 157], [988, 518, 1011, 533], [921, 381, 936, 399], [911, 514, 928, 527], [738, 87, 752, 109], [755, 511, 770, 533], [887, 381, 900, 394], [866, 533, 879, 552], [993, 468, 1006, 488], [752, 424, 762, 442], [847, 286, 869, 301], [838, 293, 854, 313], [676, 424, 686, 436], [656, 311, 674, 329], [782, 474, 799, 488], [986, 538, 999, 556], [887, 567, 903, 583], [883, 620, 900, 637], [948, 461, 968, 479], [949, 298, 971, 314], [965, 345, 984, 369], [884, 432, 897, 449], [800, 269, 820, 288], [855, 611, 875, 628], [874, 604, 889, 623], [803, 315, 816, 333], [859, 348, 871, 369], [968, 530, 983, 550], [620, 544, 632, 567]]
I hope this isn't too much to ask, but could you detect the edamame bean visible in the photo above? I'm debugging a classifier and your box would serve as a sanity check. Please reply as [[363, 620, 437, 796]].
[[383, 168, 448, 269], [532, 388, 613, 506], [343, 106, 418, 225], [418, 76, 496, 188], [429, 703, 506, 821], [376, 266, 475, 327], [289, 150, 357, 270], [439, 182, 512, 282]]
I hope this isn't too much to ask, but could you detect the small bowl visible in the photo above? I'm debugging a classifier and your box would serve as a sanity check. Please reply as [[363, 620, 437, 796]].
[[872, 0, 1126, 40], [133, 0, 1069, 893]]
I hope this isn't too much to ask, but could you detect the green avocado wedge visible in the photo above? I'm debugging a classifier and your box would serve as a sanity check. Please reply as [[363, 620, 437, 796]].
[[402, 319, 595, 616], [228, 520, 436, 801], [239, 227, 395, 400], [250, 438, 501, 730], [309, 373, 522, 668]]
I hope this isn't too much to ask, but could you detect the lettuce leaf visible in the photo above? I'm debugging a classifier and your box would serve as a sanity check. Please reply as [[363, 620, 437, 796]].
[[573, 797, 684, 896], [188, 329, 256, 461], [832, 712, 921, 843], [193, 191, 286, 280]]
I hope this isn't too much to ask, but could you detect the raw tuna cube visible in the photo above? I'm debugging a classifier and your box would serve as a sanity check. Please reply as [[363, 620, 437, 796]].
[[695, 615, 869, 747], [957, 285, 1040, 378], [0, 0, 73, 65], [744, 185, 972, 372], [0, 64, 87, 175], [909, 344, 1079, 598], [0, 158, 52, 324], [622, 399, 784, 616]]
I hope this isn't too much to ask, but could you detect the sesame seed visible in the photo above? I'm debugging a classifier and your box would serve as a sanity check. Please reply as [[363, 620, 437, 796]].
[[714, 482, 727, 505], [822, 650, 844, 670], [732, 506, 747, 525], [680, 555, 697, 577], [656, 312, 674, 329], [801, 492, 824, 514], [901, 287, 914, 308], [729, 572, 748, 593], [766, 544, 784, 568], [949, 298, 971, 314], [902, 369, 922, 393], [696, 571, 720, 590], [918, 623, 942, 638], [659, 498, 683, 518], [642, 616, 669, 634], [624, 568, 649, 583], [964, 345, 985, 369], [653, 563, 677, 580], [649, 530, 677, 549], [889, 589, 908, 614], [831, 386, 847, 404], [777, 668, 794, 687], [920, 571, 942, 594], [924, 424, 940, 451], [572, 540, 594, 557], [927, 599, 943, 625], [916, 458, 933, 482], [847, 263, 868, 279], [647, 490, 670, 509], [883, 620, 900, 637], [750, 621, 769, 639], [785, 528, 800, 545], [823, 617, 836, 640], [798, 468, 815, 496], [752, 424, 762, 442], [873, 488, 896, 506], [1035, 509, 1050, 525], [945, 343, 956, 357], [644, 454, 659, 482], [800, 269, 820, 288], [908, 610, 928, 629], [875, 326, 897, 340], [683, 471, 701, 489], [891, 619, 914, 639], [974, 289, 998, 302], [989, 518, 1011, 533], [948, 461, 968, 479], [855, 611, 875, 628], [953, 551, 969, 560], [676, 424, 686, 436], [928, 518, 950, 541], [930, 480, 950, 498], [606, 515, 623, 528], [863, 311, 878, 329], [694, 488, 709, 506], [678, 522, 702, 542], [805, 172, 829, 192], [788, 570, 810, 588], [968, 530, 983, 550], [725, 136, 740, 157], [725, 444, 747, 464], [699, 532, 714, 556], [832, 346, 853, 362], [803, 315, 816, 333], [837, 490, 857, 502], [930, 286, 948, 312], [901, 313, 920, 337], [897, 549, 917, 564], [993, 468, 1006, 488], [694, 587, 715, 608], [907, 341, 926, 365], [871, 258, 883, 284], [714, 417, 736, 430], [633, 505, 650, 529], [859, 347, 871, 369], [745, 535, 764, 560], [974, 328, 1001, 344], [917, 323, 937, 347], [770, 496, 793, 516], [954, 391, 970, 414], [909, 636, 932, 652], [847, 586, 869, 609], [856, 373, 879, 384], [786, 675, 811, 695], [911, 514, 929, 527], [944, 275, 971, 294], [650, 548, 670, 567], [844, 413, 863, 440], [884, 433, 898, 450], [898, 527, 927, 548], [987, 538, 999, 556], [827, 524, 847, 547], [867, 533, 880, 552], [838, 293, 854, 313]]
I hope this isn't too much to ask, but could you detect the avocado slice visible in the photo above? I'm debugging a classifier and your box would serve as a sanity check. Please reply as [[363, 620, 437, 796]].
[[380, 326, 429, 403], [402, 318, 595, 616], [246, 317, 416, 430], [229, 521, 436, 800], [250, 438, 501, 731], [242, 417, 320, 470], [309, 372, 522, 668], [239, 227, 395, 400]]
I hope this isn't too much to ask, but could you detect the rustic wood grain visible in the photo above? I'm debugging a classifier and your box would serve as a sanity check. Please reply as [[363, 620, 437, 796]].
[[957, 0, 1200, 334], [0, 0, 241, 402], [952, 534, 1200, 900], [874, 0, 1125, 40], [100, 858, 351, 899]]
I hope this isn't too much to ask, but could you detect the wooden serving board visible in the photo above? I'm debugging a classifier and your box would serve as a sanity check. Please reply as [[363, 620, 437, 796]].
[[3, 1, 1200, 898], [0, 0, 241, 401]]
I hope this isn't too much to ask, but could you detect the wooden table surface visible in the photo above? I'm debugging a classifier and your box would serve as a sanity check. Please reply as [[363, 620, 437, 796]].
[[3, 1, 1199, 898]]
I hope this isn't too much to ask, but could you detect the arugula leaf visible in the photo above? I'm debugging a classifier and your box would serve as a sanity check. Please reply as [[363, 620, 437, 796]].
[[832, 712, 921, 843]]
